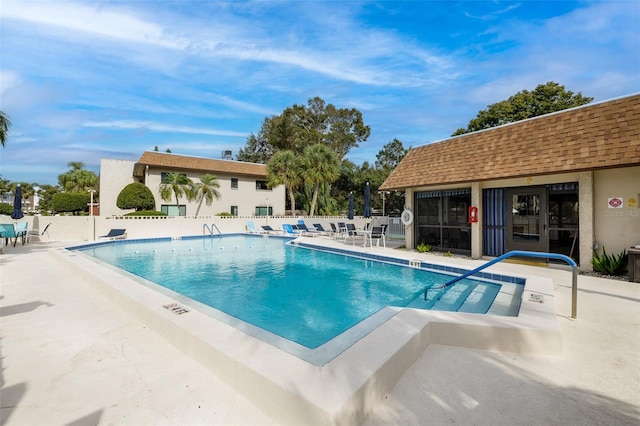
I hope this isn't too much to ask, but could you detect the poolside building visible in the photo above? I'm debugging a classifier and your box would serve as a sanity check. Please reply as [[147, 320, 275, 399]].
[[380, 94, 640, 270], [100, 151, 286, 218]]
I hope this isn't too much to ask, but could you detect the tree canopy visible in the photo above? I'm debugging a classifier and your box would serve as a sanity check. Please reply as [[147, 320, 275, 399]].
[[58, 161, 99, 193], [452, 82, 593, 136], [237, 96, 370, 163], [117, 183, 156, 211]]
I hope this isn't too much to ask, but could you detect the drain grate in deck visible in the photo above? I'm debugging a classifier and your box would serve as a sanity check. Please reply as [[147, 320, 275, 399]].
[[163, 303, 189, 315]]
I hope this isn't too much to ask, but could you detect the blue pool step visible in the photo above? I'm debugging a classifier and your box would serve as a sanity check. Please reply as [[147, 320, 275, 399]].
[[406, 281, 501, 314]]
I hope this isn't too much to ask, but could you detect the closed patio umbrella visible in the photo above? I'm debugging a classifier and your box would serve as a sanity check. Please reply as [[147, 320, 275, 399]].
[[363, 182, 371, 218], [11, 185, 24, 220], [348, 192, 354, 220]]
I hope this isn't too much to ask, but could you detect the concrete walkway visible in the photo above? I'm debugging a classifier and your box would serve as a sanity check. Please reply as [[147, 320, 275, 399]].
[[1, 241, 639, 425]]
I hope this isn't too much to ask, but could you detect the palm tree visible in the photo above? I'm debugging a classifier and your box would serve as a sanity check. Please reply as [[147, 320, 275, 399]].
[[58, 161, 98, 192], [159, 172, 193, 215], [302, 143, 340, 216], [267, 150, 302, 215], [0, 111, 11, 147], [191, 173, 221, 217]]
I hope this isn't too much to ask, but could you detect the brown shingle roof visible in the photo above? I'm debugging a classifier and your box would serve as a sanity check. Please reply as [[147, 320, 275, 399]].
[[380, 94, 640, 191], [134, 151, 268, 178]]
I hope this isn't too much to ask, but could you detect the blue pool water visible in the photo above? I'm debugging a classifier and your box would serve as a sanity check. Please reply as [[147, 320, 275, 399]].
[[74, 235, 508, 349]]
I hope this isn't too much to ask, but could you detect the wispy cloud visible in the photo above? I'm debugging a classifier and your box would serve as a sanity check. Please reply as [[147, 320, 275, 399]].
[[83, 120, 248, 137]]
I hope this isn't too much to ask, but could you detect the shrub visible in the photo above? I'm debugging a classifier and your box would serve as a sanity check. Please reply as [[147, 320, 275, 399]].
[[123, 210, 167, 217], [592, 247, 628, 276], [117, 183, 156, 211], [52, 192, 90, 215], [416, 242, 432, 253], [0, 203, 13, 215], [216, 212, 233, 216]]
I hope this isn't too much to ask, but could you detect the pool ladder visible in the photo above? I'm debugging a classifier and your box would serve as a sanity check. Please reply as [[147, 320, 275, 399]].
[[203, 223, 222, 238], [423, 250, 579, 318]]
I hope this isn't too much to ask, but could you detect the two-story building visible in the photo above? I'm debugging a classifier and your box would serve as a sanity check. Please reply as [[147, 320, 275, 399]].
[[100, 151, 285, 217], [380, 94, 640, 269]]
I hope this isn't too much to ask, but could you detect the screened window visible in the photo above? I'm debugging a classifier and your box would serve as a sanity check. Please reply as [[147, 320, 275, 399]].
[[255, 206, 273, 216], [161, 204, 186, 216], [231, 205, 238, 216], [231, 178, 238, 189], [414, 189, 471, 253], [255, 180, 269, 190], [160, 172, 187, 183]]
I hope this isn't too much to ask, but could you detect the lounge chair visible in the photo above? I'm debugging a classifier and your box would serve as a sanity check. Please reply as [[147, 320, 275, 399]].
[[246, 221, 265, 234], [99, 229, 127, 240], [296, 223, 321, 237], [282, 224, 300, 236], [261, 225, 283, 235], [337, 222, 348, 239], [312, 223, 332, 237]]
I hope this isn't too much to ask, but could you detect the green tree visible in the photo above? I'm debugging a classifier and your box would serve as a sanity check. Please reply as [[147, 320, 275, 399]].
[[52, 192, 90, 215], [36, 184, 60, 214], [236, 128, 274, 163], [267, 150, 302, 215], [375, 139, 409, 171], [238, 96, 370, 161], [0, 111, 11, 147], [117, 183, 156, 211], [301, 144, 340, 216], [159, 172, 193, 214], [58, 161, 98, 193], [453, 82, 593, 135], [191, 174, 221, 218]]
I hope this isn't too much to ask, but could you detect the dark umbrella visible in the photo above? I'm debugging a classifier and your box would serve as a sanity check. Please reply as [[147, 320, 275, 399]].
[[347, 192, 354, 220], [11, 185, 24, 220], [363, 182, 371, 218]]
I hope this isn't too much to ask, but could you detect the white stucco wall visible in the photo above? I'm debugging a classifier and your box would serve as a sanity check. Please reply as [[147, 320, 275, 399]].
[[144, 169, 286, 217], [100, 159, 138, 217], [593, 166, 640, 255]]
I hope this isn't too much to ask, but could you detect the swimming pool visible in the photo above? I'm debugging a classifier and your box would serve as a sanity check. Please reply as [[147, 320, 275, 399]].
[[72, 235, 521, 351]]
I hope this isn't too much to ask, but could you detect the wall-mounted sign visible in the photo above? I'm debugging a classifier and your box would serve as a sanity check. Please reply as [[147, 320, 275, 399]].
[[629, 198, 638, 208], [608, 197, 624, 208]]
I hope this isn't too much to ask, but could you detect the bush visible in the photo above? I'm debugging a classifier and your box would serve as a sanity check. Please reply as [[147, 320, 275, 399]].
[[592, 247, 628, 276], [416, 242, 432, 253], [216, 212, 233, 216], [117, 183, 156, 211], [52, 192, 90, 215], [0, 203, 13, 215], [123, 210, 167, 217]]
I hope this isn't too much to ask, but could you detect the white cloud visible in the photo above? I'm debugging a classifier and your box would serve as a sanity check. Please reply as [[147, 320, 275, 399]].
[[83, 120, 248, 137]]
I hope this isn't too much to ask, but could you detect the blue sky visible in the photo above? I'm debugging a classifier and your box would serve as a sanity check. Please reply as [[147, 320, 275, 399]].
[[1, 1, 638, 186]]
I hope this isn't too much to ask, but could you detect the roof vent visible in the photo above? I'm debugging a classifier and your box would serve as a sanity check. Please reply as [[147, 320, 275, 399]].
[[222, 150, 233, 160]]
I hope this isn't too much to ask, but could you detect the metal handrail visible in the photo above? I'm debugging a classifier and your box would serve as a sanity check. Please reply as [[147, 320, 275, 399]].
[[425, 250, 579, 318], [203, 223, 222, 237]]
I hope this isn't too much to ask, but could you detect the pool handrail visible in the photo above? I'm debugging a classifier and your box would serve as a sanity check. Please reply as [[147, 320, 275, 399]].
[[424, 250, 579, 318], [203, 223, 222, 238]]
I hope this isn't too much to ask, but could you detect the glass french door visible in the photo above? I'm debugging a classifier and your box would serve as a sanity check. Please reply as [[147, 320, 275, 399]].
[[505, 187, 548, 253]]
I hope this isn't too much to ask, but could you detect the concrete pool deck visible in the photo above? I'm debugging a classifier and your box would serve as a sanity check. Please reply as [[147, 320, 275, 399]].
[[1, 238, 639, 425]]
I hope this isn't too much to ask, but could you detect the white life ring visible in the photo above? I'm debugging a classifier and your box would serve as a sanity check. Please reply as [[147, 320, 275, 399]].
[[401, 209, 414, 226]]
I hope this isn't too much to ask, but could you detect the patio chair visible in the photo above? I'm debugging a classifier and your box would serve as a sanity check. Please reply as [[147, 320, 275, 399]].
[[99, 229, 127, 240], [15, 221, 28, 245], [28, 222, 51, 243], [344, 223, 363, 245], [369, 226, 386, 248], [0, 223, 20, 248]]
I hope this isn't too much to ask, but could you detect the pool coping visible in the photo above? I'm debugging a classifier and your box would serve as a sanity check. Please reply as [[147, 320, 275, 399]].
[[52, 235, 562, 426]]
